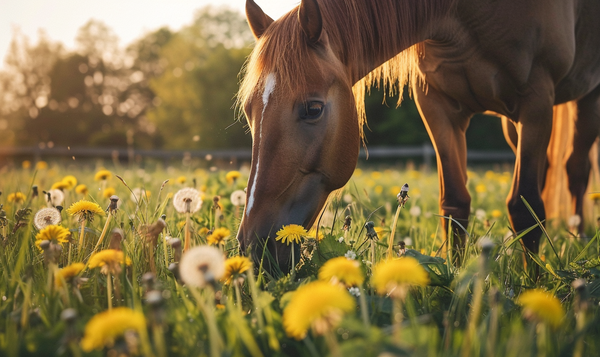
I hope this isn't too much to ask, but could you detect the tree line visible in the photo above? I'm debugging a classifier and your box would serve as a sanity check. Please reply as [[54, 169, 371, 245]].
[[0, 6, 509, 152]]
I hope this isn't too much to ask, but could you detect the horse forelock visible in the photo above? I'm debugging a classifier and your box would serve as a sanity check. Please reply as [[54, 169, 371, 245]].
[[237, 0, 455, 139]]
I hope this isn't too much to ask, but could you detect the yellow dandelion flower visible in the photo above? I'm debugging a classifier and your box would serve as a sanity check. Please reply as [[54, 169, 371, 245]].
[[484, 170, 496, 180], [353, 168, 363, 177], [207, 227, 230, 246], [374, 185, 383, 194], [491, 209, 502, 218], [75, 184, 88, 195], [475, 184, 487, 193], [51, 181, 70, 190], [318, 257, 364, 287], [226, 170, 241, 184], [80, 307, 146, 352], [35, 225, 70, 246], [371, 171, 382, 180], [62, 175, 78, 189], [222, 256, 252, 284], [94, 169, 112, 181], [389, 186, 402, 196], [517, 289, 564, 328], [7, 192, 26, 203], [198, 227, 210, 236], [372, 257, 429, 299], [55, 262, 85, 287], [590, 192, 600, 202], [307, 228, 325, 242], [22, 160, 31, 169], [276, 224, 307, 245], [176, 176, 186, 184], [103, 187, 116, 199], [283, 281, 354, 340], [374, 226, 386, 239], [66, 200, 104, 221], [35, 161, 48, 170], [88, 249, 132, 275]]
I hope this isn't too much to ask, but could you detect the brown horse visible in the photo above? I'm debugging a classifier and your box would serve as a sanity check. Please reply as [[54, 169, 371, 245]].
[[237, 0, 600, 273]]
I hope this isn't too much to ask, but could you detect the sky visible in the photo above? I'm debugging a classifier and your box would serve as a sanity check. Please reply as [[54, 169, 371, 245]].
[[0, 0, 299, 69]]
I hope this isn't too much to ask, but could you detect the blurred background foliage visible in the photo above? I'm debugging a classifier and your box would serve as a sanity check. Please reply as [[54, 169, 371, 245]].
[[0, 6, 509, 152]]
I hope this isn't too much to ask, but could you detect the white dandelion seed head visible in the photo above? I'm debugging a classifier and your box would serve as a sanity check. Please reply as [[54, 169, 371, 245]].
[[344, 250, 357, 260], [403, 237, 413, 246], [45, 189, 64, 207], [173, 187, 202, 214], [568, 214, 581, 228], [230, 190, 246, 206], [343, 193, 353, 204], [475, 209, 486, 221], [130, 187, 149, 204], [34, 207, 62, 230], [348, 287, 361, 297], [179, 245, 225, 288], [409, 206, 421, 217], [337, 237, 344, 243]]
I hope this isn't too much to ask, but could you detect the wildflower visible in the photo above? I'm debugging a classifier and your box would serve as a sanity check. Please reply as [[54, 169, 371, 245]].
[[103, 187, 116, 199], [517, 289, 565, 328], [176, 176, 186, 184], [7, 192, 26, 204], [276, 224, 307, 245], [66, 200, 104, 222], [318, 256, 364, 287], [173, 187, 203, 214], [308, 227, 324, 242], [222, 256, 252, 284], [51, 181, 70, 190], [568, 214, 581, 228], [179, 245, 225, 288], [62, 175, 77, 189], [283, 281, 354, 339], [75, 184, 88, 195], [34, 207, 62, 229], [344, 250, 357, 260], [409, 206, 421, 217], [207, 227, 230, 246], [372, 257, 429, 299], [130, 188, 150, 203], [35, 225, 70, 246], [80, 307, 146, 352], [337, 237, 344, 243], [198, 227, 210, 236], [475, 184, 487, 193], [475, 209, 486, 221], [22, 160, 31, 169], [94, 169, 112, 181], [88, 249, 132, 275], [35, 161, 48, 170], [348, 287, 361, 297], [397, 183, 410, 207], [230, 190, 246, 206], [225, 170, 241, 185], [491, 209, 502, 218], [45, 189, 65, 207], [55, 262, 85, 287]]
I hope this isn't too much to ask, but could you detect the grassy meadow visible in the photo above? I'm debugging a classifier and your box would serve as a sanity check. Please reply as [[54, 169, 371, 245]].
[[0, 159, 599, 357]]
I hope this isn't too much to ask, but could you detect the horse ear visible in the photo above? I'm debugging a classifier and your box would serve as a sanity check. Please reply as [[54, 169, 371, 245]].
[[298, 0, 323, 44], [246, 0, 274, 39]]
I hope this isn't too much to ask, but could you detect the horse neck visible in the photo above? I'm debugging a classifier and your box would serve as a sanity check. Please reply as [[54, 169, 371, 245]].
[[322, 0, 455, 82]]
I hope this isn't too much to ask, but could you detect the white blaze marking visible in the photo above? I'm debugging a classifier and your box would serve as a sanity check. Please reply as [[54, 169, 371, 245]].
[[247, 73, 276, 216]]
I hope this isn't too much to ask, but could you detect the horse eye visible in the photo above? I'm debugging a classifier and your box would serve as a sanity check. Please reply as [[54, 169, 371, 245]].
[[299, 101, 324, 120]]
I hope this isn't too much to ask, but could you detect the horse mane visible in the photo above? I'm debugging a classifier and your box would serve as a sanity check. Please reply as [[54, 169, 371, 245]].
[[237, 0, 454, 140]]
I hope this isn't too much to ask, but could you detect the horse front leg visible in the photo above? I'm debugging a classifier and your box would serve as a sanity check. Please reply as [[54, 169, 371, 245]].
[[414, 85, 473, 258], [566, 86, 600, 233], [506, 81, 554, 254]]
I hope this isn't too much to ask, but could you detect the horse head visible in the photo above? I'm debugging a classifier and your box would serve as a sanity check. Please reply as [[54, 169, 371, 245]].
[[237, 0, 360, 274]]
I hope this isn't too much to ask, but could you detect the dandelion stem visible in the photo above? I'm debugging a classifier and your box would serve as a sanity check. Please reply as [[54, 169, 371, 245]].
[[358, 284, 370, 328], [184, 213, 191, 252], [290, 244, 296, 281], [387, 205, 402, 259], [323, 328, 341, 357], [246, 267, 265, 331], [234, 281, 243, 312], [77, 220, 86, 254], [163, 234, 169, 268], [106, 274, 113, 311], [392, 298, 404, 343], [189, 287, 223, 357], [92, 211, 112, 254]]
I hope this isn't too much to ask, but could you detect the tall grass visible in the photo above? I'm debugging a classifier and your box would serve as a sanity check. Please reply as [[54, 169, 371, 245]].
[[0, 161, 598, 356]]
